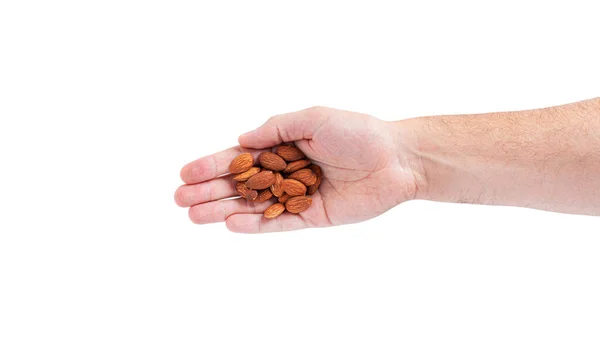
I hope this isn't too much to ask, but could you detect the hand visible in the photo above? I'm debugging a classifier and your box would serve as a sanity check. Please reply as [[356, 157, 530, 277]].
[[175, 106, 421, 233]]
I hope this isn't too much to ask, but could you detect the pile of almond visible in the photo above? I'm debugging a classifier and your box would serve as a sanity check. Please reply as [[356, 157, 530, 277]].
[[228, 145, 322, 219]]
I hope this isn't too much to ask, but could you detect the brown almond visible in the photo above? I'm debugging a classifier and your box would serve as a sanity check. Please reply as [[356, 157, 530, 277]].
[[229, 153, 254, 174], [307, 176, 322, 195], [309, 164, 322, 178], [236, 182, 258, 201], [252, 189, 274, 203], [285, 196, 312, 213], [281, 179, 307, 196], [233, 167, 261, 182], [258, 152, 287, 171], [283, 159, 311, 173], [270, 172, 284, 197], [245, 170, 276, 190], [264, 203, 285, 219], [276, 145, 305, 161], [307, 164, 322, 195], [278, 193, 290, 203], [288, 168, 317, 186]]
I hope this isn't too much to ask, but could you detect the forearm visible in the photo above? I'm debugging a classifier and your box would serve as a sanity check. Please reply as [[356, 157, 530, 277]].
[[399, 97, 600, 215]]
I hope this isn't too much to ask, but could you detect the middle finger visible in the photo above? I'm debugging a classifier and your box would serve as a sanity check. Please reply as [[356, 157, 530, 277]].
[[175, 177, 236, 207]]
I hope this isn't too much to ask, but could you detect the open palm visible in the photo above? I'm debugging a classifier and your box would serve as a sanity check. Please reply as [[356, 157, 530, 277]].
[[175, 107, 419, 233]]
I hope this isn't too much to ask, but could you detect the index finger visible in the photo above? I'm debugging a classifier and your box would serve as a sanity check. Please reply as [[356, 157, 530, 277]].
[[180, 146, 263, 184]]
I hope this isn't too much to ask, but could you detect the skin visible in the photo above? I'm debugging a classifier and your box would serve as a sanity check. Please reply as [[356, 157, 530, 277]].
[[175, 97, 600, 233]]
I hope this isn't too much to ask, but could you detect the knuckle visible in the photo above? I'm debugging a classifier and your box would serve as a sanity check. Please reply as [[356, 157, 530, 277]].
[[218, 201, 229, 218], [247, 199, 258, 214], [304, 218, 319, 228], [204, 183, 212, 202], [267, 115, 278, 124], [308, 105, 327, 114], [305, 106, 330, 121]]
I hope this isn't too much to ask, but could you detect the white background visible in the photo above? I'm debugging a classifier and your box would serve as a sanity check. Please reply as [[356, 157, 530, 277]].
[[1, 1, 599, 336]]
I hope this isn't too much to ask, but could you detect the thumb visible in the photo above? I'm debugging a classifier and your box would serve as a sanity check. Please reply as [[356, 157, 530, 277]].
[[238, 107, 328, 149]]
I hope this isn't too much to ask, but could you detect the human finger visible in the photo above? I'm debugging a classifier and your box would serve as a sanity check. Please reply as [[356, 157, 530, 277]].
[[180, 146, 261, 184], [188, 198, 274, 225], [174, 177, 237, 207], [237, 107, 329, 149], [225, 212, 309, 233]]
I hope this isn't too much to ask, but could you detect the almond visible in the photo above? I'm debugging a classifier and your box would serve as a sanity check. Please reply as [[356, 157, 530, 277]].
[[278, 193, 290, 203], [226, 145, 321, 220], [288, 168, 317, 186], [283, 159, 311, 173], [229, 153, 254, 174], [252, 189, 274, 203], [309, 164, 322, 178], [281, 179, 307, 196], [270, 172, 284, 197], [307, 164, 322, 195], [307, 176, 322, 195], [236, 182, 258, 201], [233, 167, 261, 182], [307, 177, 321, 195], [285, 196, 312, 214], [276, 145, 305, 161], [245, 170, 276, 190], [258, 152, 287, 171], [264, 203, 285, 219]]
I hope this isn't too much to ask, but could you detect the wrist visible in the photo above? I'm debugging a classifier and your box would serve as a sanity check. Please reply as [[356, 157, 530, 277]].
[[398, 112, 544, 207], [393, 116, 483, 203], [390, 118, 431, 201]]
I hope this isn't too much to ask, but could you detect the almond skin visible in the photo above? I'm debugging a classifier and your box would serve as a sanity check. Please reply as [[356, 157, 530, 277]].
[[264, 203, 285, 219], [288, 168, 317, 186], [252, 189, 274, 203], [236, 182, 258, 201], [285, 196, 312, 214], [276, 145, 305, 161], [283, 159, 311, 173], [229, 153, 254, 174], [270, 172, 284, 197], [278, 193, 290, 203], [281, 179, 307, 196], [258, 152, 287, 171], [228, 146, 320, 219], [245, 170, 276, 190], [233, 167, 261, 182], [307, 176, 322, 195], [309, 164, 322, 177], [307, 164, 322, 195]]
